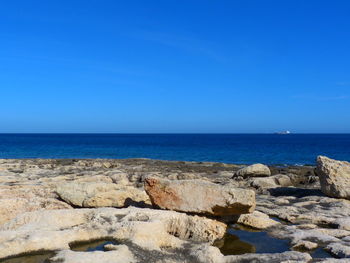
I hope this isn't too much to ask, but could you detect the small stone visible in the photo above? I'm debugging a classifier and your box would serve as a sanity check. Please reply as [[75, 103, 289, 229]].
[[237, 211, 280, 229], [297, 224, 317, 229], [104, 244, 123, 251], [234, 163, 271, 178], [292, 240, 318, 251]]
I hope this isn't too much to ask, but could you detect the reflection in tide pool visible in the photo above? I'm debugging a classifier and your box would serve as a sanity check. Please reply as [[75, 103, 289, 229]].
[[70, 239, 118, 252], [215, 224, 290, 255]]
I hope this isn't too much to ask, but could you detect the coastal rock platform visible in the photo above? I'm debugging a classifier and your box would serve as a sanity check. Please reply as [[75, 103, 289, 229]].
[[0, 158, 348, 262]]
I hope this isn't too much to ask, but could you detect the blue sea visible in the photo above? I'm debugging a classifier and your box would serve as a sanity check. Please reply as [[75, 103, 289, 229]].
[[0, 134, 349, 165]]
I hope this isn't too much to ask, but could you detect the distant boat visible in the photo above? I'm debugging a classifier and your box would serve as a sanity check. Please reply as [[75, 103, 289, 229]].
[[275, 131, 291, 135]]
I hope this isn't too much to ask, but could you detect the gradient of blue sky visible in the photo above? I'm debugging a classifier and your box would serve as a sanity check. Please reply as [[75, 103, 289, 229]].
[[0, 0, 349, 133]]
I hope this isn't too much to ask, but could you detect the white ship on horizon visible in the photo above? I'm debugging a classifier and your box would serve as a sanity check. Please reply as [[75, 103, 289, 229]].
[[275, 130, 291, 134]]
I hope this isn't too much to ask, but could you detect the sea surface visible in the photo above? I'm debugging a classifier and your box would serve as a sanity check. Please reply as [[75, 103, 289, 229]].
[[0, 133, 349, 165]]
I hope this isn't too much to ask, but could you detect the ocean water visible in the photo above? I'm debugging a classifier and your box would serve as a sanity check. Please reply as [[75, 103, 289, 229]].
[[0, 134, 349, 165]]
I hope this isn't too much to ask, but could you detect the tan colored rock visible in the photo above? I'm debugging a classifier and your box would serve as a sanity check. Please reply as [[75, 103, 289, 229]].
[[0, 186, 71, 226], [224, 251, 312, 263], [273, 174, 293, 186], [234, 163, 271, 178], [56, 182, 150, 208], [237, 211, 280, 229], [0, 207, 226, 260], [189, 244, 224, 263], [292, 240, 318, 251], [249, 174, 294, 190], [250, 177, 277, 189], [109, 172, 130, 185], [316, 156, 350, 199], [49, 246, 135, 263], [73, 175, 113, 184], [144, 177, 255, 216]]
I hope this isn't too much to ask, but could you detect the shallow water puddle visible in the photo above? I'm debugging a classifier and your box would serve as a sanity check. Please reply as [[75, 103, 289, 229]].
[[1, 240, 118, 263], [1, 252, 55, 263], [70, 239, 118, 252], [310, 247, 333, 258], [214, 224, 290, 255], [215, 224, 335, 259]]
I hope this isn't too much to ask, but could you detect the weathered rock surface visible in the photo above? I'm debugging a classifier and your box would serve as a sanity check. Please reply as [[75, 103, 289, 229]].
[[0, 158, 348, 261], [248, 174, 295, 189], [315, 259, 350, 263], [292, 240, 318, 251], [0, 186, 72, 225], [316, 156, 350, 199], [325, 242, 350, 258], [46, 243, 313, 263], [237, 211, 279, 229], [224, 251, 312, 263], [56, 182, 150, 208], [49, 246, 136, 263], [234, 164, 271, 178], [0, 207, 227, 261], [144, 177, 255, 216], [256, 190, 350, 259]]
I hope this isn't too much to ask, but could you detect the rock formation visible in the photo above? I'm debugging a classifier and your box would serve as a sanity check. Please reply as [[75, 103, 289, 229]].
[[144, 176, 255, 216], [0, 157, 348, 262], [316, 156, 350, 199], [56, 182, 150, 207]]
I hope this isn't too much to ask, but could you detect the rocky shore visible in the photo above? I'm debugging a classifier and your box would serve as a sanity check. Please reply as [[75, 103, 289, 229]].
[[0, 157, 349, 262]]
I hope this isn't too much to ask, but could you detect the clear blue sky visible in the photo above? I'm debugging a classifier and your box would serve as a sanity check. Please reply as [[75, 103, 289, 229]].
[[1, 0, 349, 133]]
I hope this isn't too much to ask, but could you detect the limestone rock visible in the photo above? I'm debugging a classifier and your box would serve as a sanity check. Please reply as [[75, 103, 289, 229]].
[[0, 186, 71, 226], [249, 174, 294, 190], [325, 242, 350, 258], [316, 156, 350, 199], [0, 207, 226, 260], [49, 246, 135, 263], [56, 182, 150, 208], [50, 243, 226, 263], [292, 240, 318, 251], [189, 244, 224, 263], [234, 164, 271, 178], [224, 251, 312, 263], [315, 259, 350, 263], [144, 177, 255, 216], [237, 211, 280, 229]]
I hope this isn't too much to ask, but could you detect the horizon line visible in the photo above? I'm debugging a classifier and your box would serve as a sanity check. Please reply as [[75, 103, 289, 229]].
[[0, 132, 350, 135]]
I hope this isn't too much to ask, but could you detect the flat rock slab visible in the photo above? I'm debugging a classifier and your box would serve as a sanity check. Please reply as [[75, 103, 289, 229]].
[[144, 177, 255, 216], [225, 251, 311, 263], [0, 186, 72, 226], [316, 156, 350, 199], [56, 182, 150, 208]]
